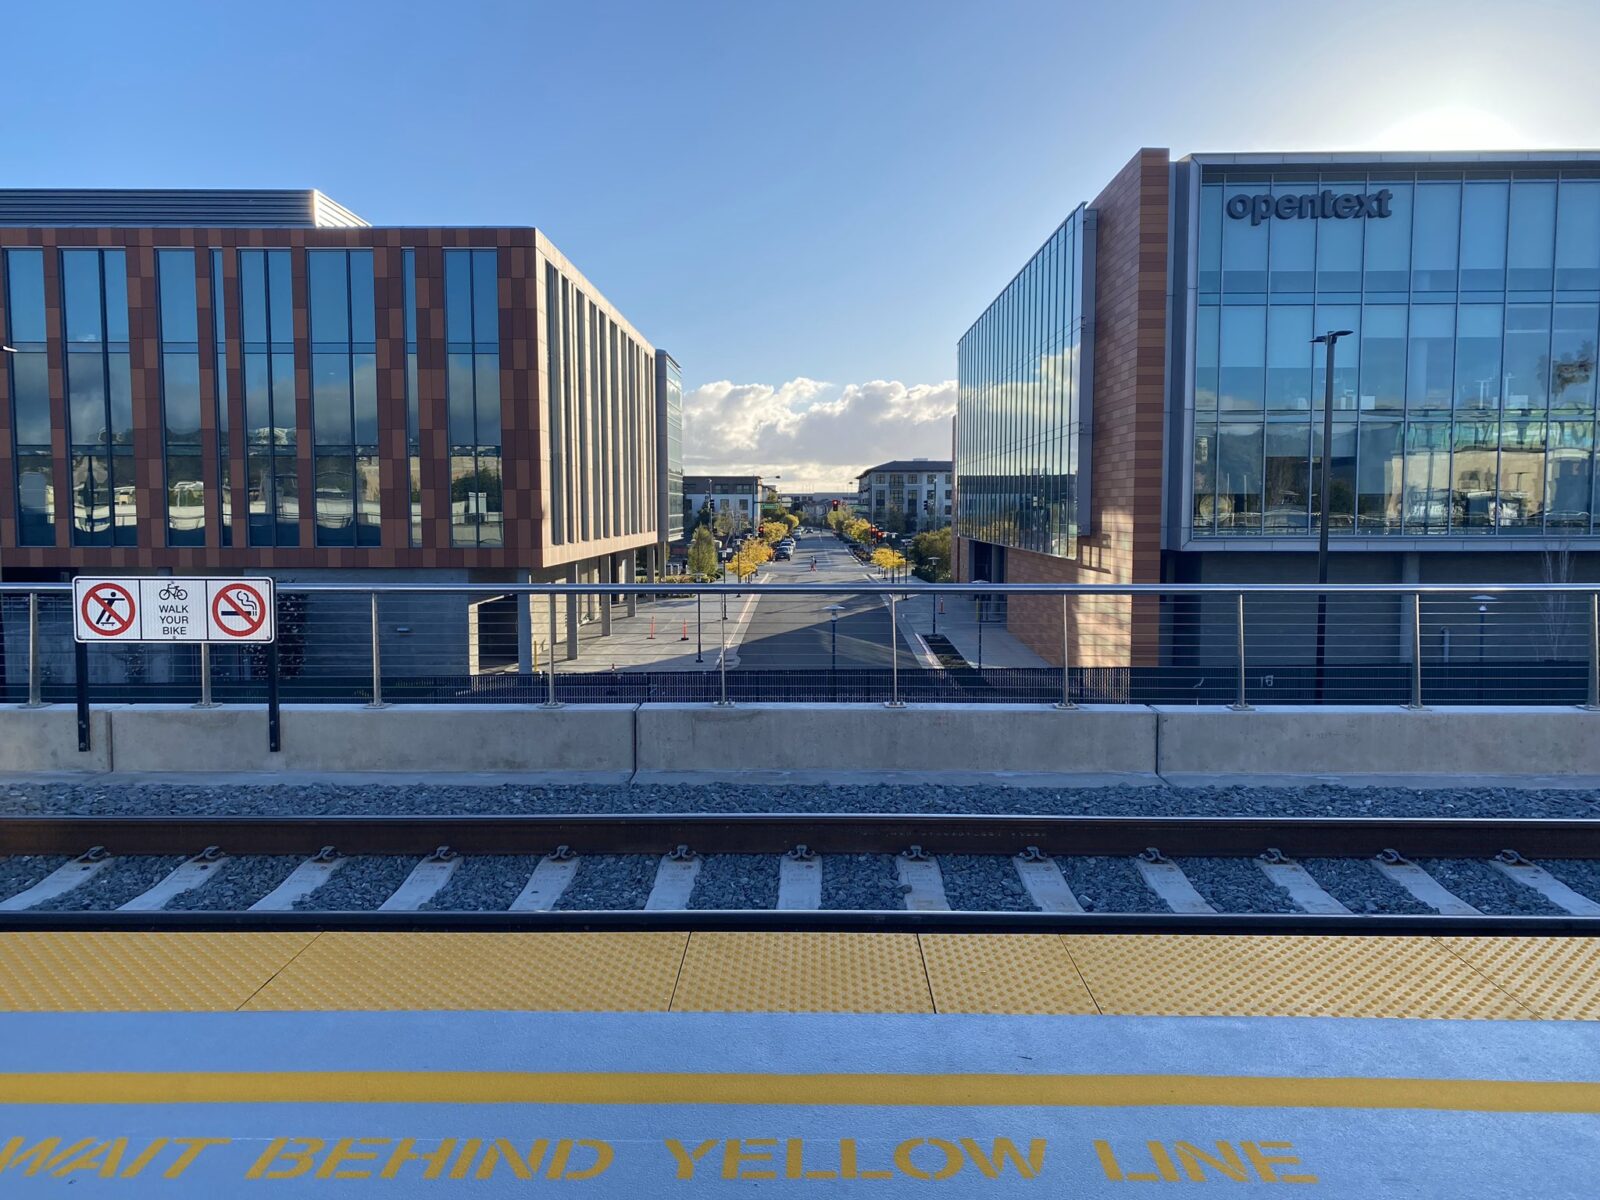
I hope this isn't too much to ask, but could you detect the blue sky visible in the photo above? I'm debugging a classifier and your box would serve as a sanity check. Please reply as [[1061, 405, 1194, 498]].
[[4, 0, 1599, 487]]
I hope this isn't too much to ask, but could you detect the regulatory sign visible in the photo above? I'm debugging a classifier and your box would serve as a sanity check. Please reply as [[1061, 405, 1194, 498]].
[[73, 577, 275, 644]]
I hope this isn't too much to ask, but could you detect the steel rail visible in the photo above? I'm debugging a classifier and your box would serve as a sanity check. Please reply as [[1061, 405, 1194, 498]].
[[3, 909, 1599, 936], [2, 813, 1597, 859]]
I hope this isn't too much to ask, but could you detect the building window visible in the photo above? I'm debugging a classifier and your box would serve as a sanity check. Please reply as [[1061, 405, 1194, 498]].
[[445, 248, 501, 548], [62, 249, 135, 546], [6, 250, 53, 545], [157, 250, 204, 546], [240, 249, 298, 546], [211, 250, 232, 545], [309, 249, 379, 547], [403, 249, 421, 547]]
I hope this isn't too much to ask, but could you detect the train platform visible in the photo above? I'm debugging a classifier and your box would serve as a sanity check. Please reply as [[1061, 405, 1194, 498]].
[[1, 931, 1597, 1196]]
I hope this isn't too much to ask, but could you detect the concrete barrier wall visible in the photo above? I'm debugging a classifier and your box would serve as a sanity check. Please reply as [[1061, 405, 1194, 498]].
[[2, 701, 1598, 779], [1154, 705, 1600, 779], [0, 707, 111, 773], [634, 703, 1158, 778]]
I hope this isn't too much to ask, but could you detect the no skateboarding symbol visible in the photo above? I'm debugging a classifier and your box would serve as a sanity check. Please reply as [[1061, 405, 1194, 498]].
[[79, 581, 137, 639], [212, 583, 269, 640]]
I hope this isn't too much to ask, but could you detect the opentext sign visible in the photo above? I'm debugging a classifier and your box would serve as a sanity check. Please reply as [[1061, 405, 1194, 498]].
[[1225, 189, 1394, 225]]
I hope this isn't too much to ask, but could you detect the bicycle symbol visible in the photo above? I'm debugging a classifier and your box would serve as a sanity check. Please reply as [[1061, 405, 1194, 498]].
[[158, 583, 189, 602]]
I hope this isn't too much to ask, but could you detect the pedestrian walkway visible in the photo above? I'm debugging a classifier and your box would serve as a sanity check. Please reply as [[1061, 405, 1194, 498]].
[[895, 586, 1049, 669]]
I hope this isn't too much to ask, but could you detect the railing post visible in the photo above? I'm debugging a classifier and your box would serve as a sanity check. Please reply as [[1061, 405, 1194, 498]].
[[1229, 592, 1251, 711], [1054, 593, 1076, 710], [194, 642, 216, 708], [365, 592, 386, 709], [886, 595, 905, 708], [1408, 591, 1425, 710], [74, 639, 90, 751], [267, 640, 281, 753], [543, 592, 562, 708], [23, 591, 42, 708], [716, 595, 732, 706], [1586, 592, 1599, 711]]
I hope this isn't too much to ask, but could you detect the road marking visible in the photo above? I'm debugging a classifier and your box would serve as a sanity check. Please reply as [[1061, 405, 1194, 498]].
[[8, 1071, 1600, 1112]]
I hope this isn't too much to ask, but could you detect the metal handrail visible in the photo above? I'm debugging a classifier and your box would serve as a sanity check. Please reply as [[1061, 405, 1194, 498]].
[[6, 581, 1594, 596]]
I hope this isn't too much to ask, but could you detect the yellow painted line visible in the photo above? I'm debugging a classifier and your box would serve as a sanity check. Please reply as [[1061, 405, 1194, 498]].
[[4, 1072, 1599, 1113]]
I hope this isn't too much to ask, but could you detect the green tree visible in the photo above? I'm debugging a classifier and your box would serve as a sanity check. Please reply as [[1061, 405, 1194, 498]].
[[687, 526, 719, 579], [910, 527, 952, 581]]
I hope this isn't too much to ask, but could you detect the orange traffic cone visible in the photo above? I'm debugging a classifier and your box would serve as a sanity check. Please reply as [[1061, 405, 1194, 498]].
[[648, 617, 656, 640], [681, 620, 689, 642]]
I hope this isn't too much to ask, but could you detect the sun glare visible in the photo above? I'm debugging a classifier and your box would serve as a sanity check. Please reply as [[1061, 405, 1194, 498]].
[[1367, 105, 1534, 152]]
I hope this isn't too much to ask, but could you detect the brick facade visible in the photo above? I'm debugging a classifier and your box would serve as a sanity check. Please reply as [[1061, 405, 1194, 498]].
[[957, 148, 1170, 667]]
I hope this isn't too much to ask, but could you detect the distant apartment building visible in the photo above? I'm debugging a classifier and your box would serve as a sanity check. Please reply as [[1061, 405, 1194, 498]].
[[792, 492, 855, 525], [683, 475, 762, 533], [0, 187, 666, 679], [856, 459, 953, 532]]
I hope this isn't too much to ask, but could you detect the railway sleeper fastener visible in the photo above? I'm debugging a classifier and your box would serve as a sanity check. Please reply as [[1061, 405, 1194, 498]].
[[1016, 846, 1050, 864], [901, 845, 930, 862], [423, 845, 458, 864], [1259, 847, 1292, 864], [546, 845, 576, 862], [784, 844, 816, 862], [666, 844, 697, 862], [1138, 847, 1170, 864], [308, 845, 339, 864], [77, 846, 109, 865], [1494, 849, 1530, 866]]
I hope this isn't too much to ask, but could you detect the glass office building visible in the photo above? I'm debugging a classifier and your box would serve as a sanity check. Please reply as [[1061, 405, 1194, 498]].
[[955, 203, 1096, 558], [1181, 159, 1600, 546]]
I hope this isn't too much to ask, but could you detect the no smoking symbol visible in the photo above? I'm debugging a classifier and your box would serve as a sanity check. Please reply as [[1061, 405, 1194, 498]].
[[212, 584, 268, 638], [81, 582, 137, 637]]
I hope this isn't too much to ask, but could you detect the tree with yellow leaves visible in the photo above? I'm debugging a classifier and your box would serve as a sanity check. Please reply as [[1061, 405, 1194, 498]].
[[871, 546, 907, 580], [729, 539, 772, 581], [760, 519, 789, 546]]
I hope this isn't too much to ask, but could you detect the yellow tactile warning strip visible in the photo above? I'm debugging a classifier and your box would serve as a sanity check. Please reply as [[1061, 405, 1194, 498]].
[[1441, 937, 1600, 1021], [241, 932, 688, 1012], [670, 932, 932, 1012], [0, 932, 1596, 1018], [1064, 935, 1536, 1020], [0, 932, 315, 1012], [920, 933, 1099, 1014]]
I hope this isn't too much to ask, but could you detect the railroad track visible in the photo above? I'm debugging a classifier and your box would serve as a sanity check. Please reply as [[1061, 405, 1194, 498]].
[[2, 814, 1599, 934]]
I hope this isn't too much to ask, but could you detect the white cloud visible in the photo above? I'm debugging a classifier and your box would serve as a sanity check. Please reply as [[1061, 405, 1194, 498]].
[[683, 377, 956, 491]]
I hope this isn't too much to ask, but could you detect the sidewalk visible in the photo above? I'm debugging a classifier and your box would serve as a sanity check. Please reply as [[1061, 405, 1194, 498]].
[[893, 586, 1049, 669]]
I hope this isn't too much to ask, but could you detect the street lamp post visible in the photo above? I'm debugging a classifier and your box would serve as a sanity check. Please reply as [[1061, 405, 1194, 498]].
[[695, 590, 703, 664], [826, 604, 844, 702], [1472, 594, 1496, 704], [927, 557, 940, 635], [1311, 329, 1354, 703]]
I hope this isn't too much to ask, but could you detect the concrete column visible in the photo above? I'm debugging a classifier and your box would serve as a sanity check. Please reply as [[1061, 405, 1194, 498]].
[[623, 553, 637, 617], [600, 557, 614, 636], [516, 571, 534, 675], [565, 565, 580, 661]]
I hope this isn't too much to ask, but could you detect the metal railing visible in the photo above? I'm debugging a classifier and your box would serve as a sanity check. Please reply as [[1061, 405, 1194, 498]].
[[3, 580, 1598, 752]]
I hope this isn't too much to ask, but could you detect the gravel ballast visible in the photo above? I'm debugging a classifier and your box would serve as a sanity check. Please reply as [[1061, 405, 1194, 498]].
[[1300, 858, 1434, 915], [31, 856, 186, 911], [1179, 857, 1300, 914], [420, 856, 541, 911], [823, 855, 902, 909], [166, 856, 302, 911], [1053, 855, 1165, 913], [688, 855, 778, 910], [5, 781, 1599, 819], [555, 855, 658, 911], [295, 857, 418, 911], [0, 855, 68, 902], [1415, 858, 1569, 916], [938, 855, 1033, 912]]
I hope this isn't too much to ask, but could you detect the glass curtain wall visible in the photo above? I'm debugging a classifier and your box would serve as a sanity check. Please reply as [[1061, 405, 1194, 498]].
[[445, 249, 502, 547], [62, 249, 135, 545], [664, 356, 684, 542], [6, 250, 53, 545], [211, 250, 232, 545], [1192, 169, 1600, 539], [308, 249, 379, 546], [955, 203, 1090, 556], [157, 250, 204, 545], [240, 249, 299, 545]]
